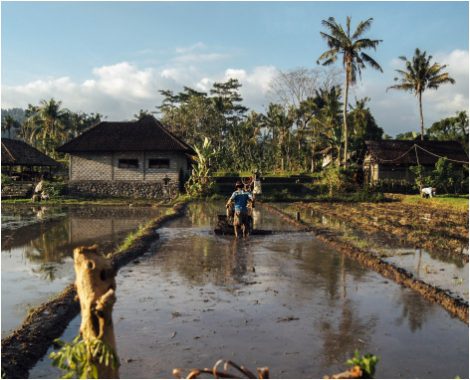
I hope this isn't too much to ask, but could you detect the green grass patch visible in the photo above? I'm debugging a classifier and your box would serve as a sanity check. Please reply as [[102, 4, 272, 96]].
[[400, 194, 469, 212]]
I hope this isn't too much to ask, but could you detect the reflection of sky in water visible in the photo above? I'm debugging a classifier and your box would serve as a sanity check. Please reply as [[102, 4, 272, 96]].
[[31, 202, 469, 379], [1, 205, 166, 336], [273, 203, 469, 302]]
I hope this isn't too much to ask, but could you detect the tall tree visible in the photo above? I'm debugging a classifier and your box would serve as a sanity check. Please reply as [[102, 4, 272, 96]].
[[317, 16, 383, 164], [387, 48, 455, 140], [347, 97, 383, 160], [24, 98, 69, 157], [1, 115, 20, 139]]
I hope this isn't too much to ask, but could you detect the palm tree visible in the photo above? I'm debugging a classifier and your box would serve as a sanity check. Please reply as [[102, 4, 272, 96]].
[[387, 48, 455, 140], [25, 99, 69, 157], [1, 115, 20, 139], [317, 16, 383, 164]]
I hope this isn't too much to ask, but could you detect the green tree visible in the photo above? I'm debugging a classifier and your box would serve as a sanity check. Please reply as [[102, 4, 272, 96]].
[[1, 114, 20, 139], [24, 99, 70, 157], [262, 103, 295, 171], [318, 16, 383, 164], [348, 97, 383, 160], [387, 48, 455, 140], [427, 111, 468, 153]]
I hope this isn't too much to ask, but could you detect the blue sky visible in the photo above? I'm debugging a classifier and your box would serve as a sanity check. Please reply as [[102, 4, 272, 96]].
[[2, 1, 469, 136]]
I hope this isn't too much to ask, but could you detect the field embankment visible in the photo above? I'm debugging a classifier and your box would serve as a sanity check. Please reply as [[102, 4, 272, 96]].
[[1, 202, 188, 379], [262, 200, 468, 323]]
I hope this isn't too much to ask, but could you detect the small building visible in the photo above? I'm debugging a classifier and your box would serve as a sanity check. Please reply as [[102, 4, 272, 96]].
[[1, 138, 60, 180], [57, 115, 195, 199], [363, 140, 468, 184]]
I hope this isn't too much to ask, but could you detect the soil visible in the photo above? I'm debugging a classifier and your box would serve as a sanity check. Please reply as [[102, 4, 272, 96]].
[[260, 203, 468, 324], [0, 202, 187, 379]]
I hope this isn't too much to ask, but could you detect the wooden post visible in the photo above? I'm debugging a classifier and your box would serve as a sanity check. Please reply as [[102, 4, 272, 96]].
[[73, 245, 119, 378]]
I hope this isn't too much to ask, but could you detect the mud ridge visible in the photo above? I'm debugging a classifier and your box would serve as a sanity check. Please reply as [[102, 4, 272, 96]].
[[1, 202, 188, 379], [261, 203, 469, 324]]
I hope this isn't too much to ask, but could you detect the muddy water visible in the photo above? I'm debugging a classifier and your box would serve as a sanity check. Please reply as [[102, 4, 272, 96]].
[[31, 202, 468, 379], [1, 204, 167, 336], [275, 203, 469, 302]]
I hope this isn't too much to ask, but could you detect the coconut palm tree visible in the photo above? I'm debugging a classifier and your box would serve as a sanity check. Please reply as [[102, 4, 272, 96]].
[[317, 16, 383, 164], [387, 48, 455, 140], [25, 98, 69, 157]]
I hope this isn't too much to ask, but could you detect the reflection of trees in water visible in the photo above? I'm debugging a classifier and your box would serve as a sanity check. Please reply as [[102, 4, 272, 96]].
[[157, 236, 253, 288], [394, 288, 430, 332], [318, 299, 378, 368], [24, 220, 70, 263], [187, 202, 222, 227]]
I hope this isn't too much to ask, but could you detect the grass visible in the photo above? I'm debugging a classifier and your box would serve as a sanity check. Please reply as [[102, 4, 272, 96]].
[[398, 194, 469, 212]]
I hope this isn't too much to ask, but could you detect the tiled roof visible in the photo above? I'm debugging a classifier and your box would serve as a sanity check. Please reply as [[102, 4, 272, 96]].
[[57, 115, 194, 154], [1, 138, 59, 166]]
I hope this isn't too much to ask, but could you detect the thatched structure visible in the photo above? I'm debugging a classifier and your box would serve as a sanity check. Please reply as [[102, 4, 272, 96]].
[[2, 138, 59, 167], [363, 140, 468, 183]]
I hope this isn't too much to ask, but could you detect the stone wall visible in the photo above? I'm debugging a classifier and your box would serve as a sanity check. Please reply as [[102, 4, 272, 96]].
[[1, 183, 34, 198], [68, 180, 179, 199], [69, 151, 190, 182]]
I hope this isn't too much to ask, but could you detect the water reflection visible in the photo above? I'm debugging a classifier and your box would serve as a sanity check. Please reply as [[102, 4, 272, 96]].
[[29, 201, 469, 379], [1, 205, 166, 335]]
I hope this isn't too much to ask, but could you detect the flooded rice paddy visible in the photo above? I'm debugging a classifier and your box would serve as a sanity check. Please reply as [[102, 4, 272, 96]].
[[274, 202, 469, 303], [1, 204, 166, 335], [29, 202, 468, 379]]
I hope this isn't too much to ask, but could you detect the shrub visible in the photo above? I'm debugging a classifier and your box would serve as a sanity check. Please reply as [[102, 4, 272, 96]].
[[43, 181, 67, 198], [1, 174, 13, 185]]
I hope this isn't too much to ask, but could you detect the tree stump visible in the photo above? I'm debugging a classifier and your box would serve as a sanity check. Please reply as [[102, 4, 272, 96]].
[[74, 245, 119, 378]]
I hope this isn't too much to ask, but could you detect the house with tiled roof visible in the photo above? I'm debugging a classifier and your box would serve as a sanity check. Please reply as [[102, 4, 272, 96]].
[[363, 140, 468, 184], [57, 115, 195, 198]]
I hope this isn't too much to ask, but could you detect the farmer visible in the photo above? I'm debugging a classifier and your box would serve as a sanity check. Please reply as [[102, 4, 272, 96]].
[[32, 176, 45, 202], [226, 181, 253, 236]]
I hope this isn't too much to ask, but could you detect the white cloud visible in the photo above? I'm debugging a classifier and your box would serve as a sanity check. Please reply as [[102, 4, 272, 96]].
[[2, 62, 277, 119]]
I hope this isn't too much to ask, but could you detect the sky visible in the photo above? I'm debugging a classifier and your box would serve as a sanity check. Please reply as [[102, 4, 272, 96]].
[[2, 1, 469, 137]]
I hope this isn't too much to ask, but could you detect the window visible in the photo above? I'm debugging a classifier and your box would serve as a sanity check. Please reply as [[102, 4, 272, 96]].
[[148, 158, 170, 169], [118, 159, 139, 169]]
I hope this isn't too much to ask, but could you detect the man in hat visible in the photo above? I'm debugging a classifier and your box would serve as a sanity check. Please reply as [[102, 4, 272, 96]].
[[226, 181, 253, 238]]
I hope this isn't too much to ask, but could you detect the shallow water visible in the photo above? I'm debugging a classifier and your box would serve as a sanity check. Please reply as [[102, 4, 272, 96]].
[[1, 204, 166, 335], [274, 203, 469, 302], [31, 202, 468, 379]]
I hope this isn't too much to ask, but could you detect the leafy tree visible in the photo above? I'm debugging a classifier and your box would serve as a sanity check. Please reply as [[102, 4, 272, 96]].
[[210, 78, 248, 124], [427, 111, 468, 153], [396, 131, 420, 140], [348, 97, 383, 160], [1, 114, 20, 139], [318, 16, 383, 164], [133, 109, 154, 120], [262, 103, 295, 171], [387, 48, 455, 140], [23, 98, 69, 158]]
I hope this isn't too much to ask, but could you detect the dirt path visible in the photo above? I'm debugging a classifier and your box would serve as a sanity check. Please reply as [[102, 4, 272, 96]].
[[1, 203, 187, 379]]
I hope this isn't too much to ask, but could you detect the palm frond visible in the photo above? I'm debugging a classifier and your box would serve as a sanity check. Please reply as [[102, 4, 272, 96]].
[[360, 52, 383, 72], [352, 18, 373, 39]]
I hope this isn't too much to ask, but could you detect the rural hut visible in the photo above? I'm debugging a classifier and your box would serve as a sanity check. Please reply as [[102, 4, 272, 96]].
[[363, 140, 468, 184], [1, 138, 60, 180], [56, 115, 195, 199]]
